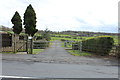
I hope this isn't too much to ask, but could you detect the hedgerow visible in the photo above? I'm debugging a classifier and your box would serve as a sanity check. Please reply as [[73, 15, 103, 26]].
[[82, 36, 114, 55]]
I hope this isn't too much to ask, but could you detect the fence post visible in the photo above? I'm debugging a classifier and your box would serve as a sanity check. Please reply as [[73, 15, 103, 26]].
[[28, 36, 33, 54], [25, 35, 28, 54], [64, 42, 66, 47], [13, 34, 16, 53], [79, 41, 82, 52]]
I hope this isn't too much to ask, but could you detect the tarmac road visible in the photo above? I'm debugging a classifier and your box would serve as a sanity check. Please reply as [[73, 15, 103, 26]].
[[2, 60, 118, 78]]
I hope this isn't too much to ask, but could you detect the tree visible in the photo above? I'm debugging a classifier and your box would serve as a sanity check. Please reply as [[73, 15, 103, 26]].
[[11, 11, 22, 34], [11, 11, 22, 53], [23, 4, 38, 37], [23, 4, 38, 54], [42, 28, 51, 41]]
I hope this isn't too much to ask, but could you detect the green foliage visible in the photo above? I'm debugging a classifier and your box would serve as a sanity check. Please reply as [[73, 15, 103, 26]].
[[61, 39, 66, 41], [36, 36, 43, 40], [23, 4, 38, 36], [68, 50, 92, 56], [33, 41, 49, 49], [82, 36, 114, 55], [116, 44, 120, 57], [41, 28, 51, 41], [11, 11, 22, 34]]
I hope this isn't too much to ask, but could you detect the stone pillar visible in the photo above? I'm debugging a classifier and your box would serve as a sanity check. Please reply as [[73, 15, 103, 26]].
[[13, 34, 19, 53]]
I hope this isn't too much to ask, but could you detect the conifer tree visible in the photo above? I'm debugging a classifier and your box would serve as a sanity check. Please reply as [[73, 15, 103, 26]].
[[23, 4, 38, 36], [11, 11, 22, 34]]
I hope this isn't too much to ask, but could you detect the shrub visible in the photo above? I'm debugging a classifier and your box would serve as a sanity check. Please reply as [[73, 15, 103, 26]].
[[64, 36, 71, 38], [33, 41, 49, 49], [36, 36, 42, 40], [82, 36, 114, 55], [117, 44, 120, 57], [61, 39, 66, 41]]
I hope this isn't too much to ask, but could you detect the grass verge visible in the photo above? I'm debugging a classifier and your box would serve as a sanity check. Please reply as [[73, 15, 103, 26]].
[[2, 52, 16, 54], [67, 50, 92, 56], [2, 49, 44, 54], [33, 49, 44, 54], [61, 42, 65, 47]]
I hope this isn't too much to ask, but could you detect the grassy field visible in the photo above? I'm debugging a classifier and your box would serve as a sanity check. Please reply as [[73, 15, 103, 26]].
[[51, 37, 82, 41], [51, 34, 118, 45]]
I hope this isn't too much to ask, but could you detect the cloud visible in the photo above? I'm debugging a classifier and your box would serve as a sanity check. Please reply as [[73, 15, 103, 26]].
[[0, 0, 119, 33], [75, 17, 87, 24]]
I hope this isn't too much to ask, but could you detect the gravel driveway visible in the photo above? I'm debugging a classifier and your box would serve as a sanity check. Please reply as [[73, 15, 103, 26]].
[[2, 40, 118, 66]]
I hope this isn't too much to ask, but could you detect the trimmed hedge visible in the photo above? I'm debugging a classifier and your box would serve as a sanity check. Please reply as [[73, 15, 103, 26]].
[[117, 44, 120, 57], [82, 36, 114, 55]]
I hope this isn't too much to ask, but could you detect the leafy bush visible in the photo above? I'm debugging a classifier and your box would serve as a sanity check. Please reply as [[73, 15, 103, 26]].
[[64, 36, 71, 38], [117, 44, 120, 57], [61, 39, 66, 41], [41, 28, 51, 41], [82, 36, 114, 55], [33, 41, 49, 49], [36, 36, 42, 40]]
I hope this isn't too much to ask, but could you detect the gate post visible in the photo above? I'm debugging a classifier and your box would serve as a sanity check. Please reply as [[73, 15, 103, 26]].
[[26, 35, 28, 54], [79, 41, 82, 52], [28, 36, 33, 54]]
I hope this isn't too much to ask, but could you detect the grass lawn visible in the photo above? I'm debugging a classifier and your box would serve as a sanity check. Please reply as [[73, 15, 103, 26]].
[[2, 49, 44, 54], [33, 49, 44, 54], [2, 52, 16, 54], [67, 49, 92, 56]]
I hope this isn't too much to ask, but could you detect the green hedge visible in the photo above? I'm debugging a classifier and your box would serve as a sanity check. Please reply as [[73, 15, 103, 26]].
[[82, 36, 114, 55], [33, 41, 49, 49], [36, 36, 42, 40], [61, 39, 66, 41], [117, 44, 120, 57]]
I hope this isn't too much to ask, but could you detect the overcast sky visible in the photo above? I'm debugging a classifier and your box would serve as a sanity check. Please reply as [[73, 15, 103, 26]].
[[0, 0, 119, 33]]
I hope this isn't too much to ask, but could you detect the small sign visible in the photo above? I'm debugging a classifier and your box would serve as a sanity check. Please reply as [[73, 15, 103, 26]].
[[28, 36, 32, 39]]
